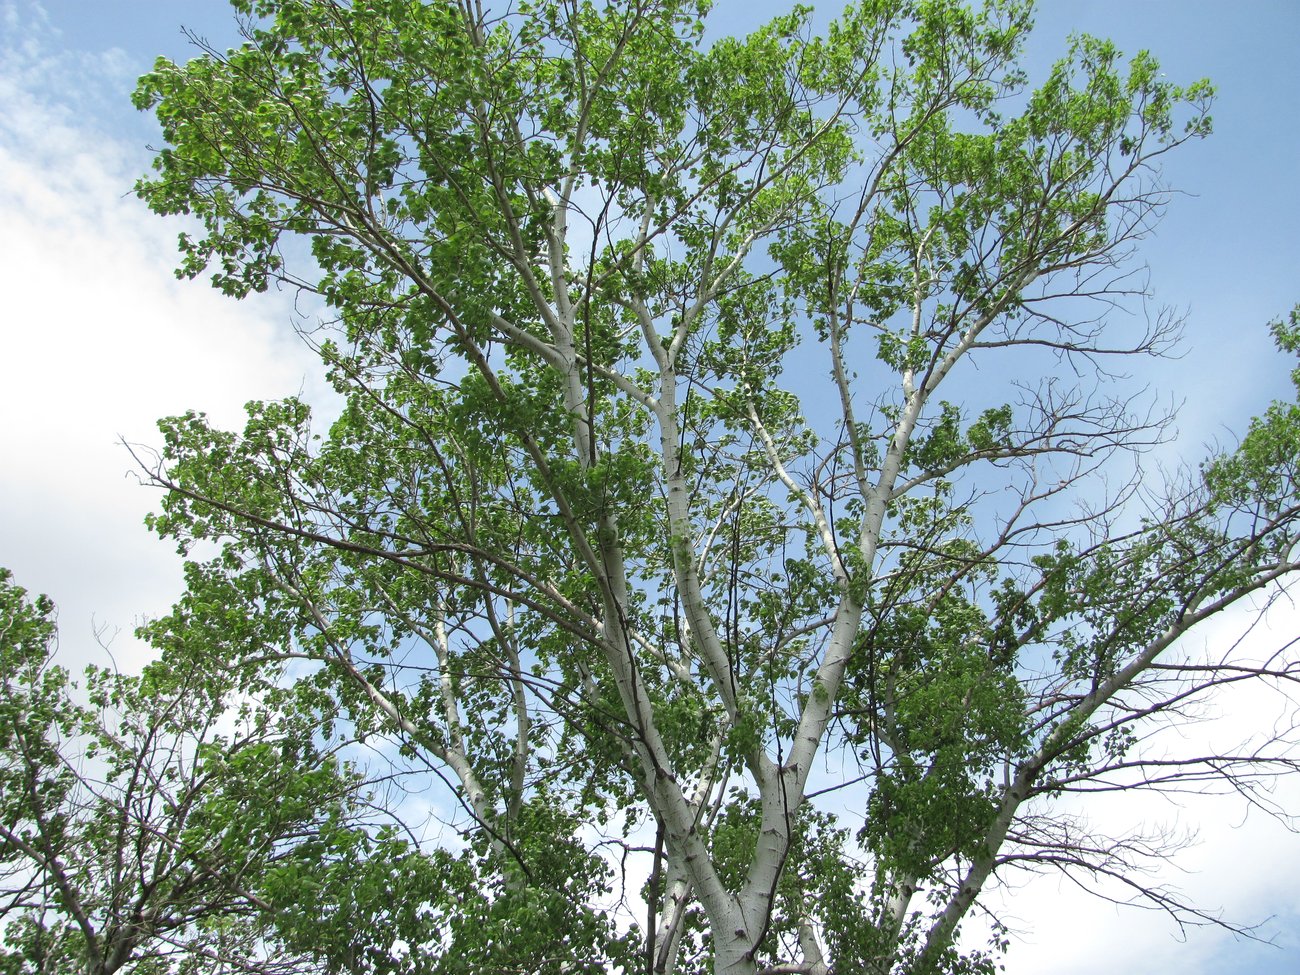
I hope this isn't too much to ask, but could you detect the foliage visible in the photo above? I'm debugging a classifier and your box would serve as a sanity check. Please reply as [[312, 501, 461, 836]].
[[43, 0, 1297, 972], [0, 568, 447, 975]]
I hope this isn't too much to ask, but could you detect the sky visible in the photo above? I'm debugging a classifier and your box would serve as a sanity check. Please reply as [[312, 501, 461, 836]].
[[1, 1, 1298, 972]]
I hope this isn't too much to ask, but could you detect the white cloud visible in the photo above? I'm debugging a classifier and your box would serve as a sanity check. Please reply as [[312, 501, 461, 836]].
[[0, 9, 325, 671]]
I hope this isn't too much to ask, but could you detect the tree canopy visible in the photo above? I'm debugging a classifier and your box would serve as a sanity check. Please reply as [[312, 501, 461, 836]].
[[6, 1, 1299, 973], [0, 567, 452, 975]]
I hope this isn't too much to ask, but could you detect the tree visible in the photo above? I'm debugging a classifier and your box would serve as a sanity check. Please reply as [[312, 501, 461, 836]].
[[0, 567, 445, 975], [124, 0, 1300, 972]]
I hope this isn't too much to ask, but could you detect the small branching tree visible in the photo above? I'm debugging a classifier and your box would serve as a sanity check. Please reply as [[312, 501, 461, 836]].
[[0, 568, 448, 975], [116, 0, 1300, 972]]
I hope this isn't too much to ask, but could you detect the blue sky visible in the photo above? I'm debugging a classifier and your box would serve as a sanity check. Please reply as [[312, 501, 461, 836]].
[[1, 2, 1298, 973]]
